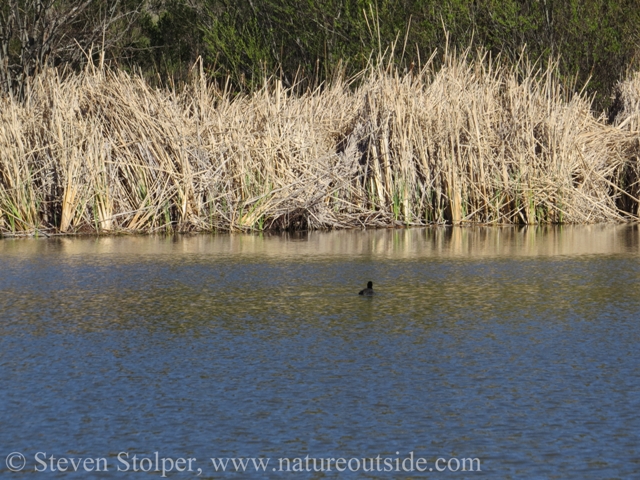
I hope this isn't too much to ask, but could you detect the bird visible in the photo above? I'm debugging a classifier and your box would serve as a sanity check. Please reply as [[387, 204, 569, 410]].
[[359, 281, 374, 296]]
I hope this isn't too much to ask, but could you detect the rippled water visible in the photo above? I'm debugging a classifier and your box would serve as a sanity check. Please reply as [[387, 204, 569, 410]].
[[1, 226, 640, 478]]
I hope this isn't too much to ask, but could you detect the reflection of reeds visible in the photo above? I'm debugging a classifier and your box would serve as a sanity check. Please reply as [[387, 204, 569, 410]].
[[1, 51, 640, 234]]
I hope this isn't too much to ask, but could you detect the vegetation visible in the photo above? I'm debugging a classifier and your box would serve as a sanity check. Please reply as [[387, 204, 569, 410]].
[[1, 1, 640, 234], [1, 49, 639, 235], [151, 0, 640, 111], [2, 1, 640, 109]]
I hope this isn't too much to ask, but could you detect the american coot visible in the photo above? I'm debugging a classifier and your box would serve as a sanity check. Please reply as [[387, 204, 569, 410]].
[[359, 281, 374, 296]]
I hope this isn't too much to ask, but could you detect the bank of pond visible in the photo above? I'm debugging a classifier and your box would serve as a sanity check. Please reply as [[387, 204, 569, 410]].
[[2, 50, 640, 235]]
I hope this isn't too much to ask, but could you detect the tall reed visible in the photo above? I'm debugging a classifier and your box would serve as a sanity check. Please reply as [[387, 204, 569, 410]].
[[610, 72, 640, 215], [0, 50, 639, 234]]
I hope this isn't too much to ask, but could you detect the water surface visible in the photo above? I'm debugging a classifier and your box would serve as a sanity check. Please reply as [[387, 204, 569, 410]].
[[1, 226, 640, 478]]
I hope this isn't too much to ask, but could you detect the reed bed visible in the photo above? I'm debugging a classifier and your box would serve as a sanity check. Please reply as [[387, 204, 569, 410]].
[[1, 50, 639, 234], [610, 72, 640, 214]]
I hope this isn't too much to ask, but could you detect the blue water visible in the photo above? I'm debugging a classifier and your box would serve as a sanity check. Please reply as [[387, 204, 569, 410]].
[[1, 227, 639, 478]]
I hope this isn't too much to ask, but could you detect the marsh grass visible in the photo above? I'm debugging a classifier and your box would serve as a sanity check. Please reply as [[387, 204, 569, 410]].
[[1, 49, 639, 234], [610, 72, 640, 215]]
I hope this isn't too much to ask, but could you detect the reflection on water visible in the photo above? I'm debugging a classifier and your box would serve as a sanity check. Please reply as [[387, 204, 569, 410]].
[[1, 226, 640, 478], [3, 224, 640, 259]]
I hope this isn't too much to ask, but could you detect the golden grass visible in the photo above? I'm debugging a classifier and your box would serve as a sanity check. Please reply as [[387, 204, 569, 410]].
[[1, 50, 639, 234], [610, 71, 640, 215]]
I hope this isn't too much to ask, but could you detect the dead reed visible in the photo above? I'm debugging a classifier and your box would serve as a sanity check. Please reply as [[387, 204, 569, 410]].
[[610, 72, 640, 215], [1, 49, 639, 234]]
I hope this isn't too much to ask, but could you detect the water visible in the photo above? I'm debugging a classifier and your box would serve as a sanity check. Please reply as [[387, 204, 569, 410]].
[[1, 226, 639, 479]]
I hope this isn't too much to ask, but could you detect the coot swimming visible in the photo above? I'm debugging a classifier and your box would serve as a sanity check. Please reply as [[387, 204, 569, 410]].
[[359, 281, 374, 296]]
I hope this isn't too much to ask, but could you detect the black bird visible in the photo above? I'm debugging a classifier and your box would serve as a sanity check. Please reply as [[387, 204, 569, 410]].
[[359, 281, 374, 296]]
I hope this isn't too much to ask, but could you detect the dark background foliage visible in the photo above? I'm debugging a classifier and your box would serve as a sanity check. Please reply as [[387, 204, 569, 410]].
[[2, 0, 639, 111]]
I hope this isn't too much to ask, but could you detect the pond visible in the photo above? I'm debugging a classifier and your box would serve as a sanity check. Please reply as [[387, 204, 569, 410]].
[[1, 226, 639, 478]]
